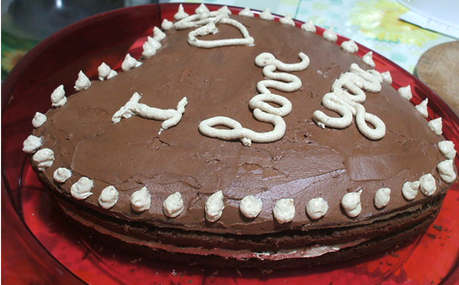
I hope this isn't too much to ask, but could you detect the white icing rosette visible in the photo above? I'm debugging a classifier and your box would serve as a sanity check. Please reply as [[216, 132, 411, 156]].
[[22, 135, 43, 154], [306, 197, 329, 220], [205, 190, 225, 222], [130, 187, 151, 212], [163, 192, 185, 218], [419, 173, 437, 196], [437, 160, 457, 183], [438, 140, 456, 159], [53, 167, 72, 183], [341, 190, 362, 218], [239, 195, 263, 219], [402, 181, 420, 201], [32, 148, 55, 171], [32, 112, 47, 128], [99, 185, 119, 209], [273, 198, 295, 223], [374, 188, 391, 209], [71, 177, 94, 200]]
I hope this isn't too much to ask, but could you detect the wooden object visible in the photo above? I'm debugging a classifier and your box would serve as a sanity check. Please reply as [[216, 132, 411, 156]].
[[414, 41, 459, 116]]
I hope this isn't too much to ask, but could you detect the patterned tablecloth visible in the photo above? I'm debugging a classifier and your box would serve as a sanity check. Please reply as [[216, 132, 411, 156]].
[[1, 0, 456, 82]]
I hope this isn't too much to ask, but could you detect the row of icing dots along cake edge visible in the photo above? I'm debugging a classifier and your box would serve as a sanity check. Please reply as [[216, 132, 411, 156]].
[[21, 132, 457, 224], [22, 3, 457, 224], [15, 150, 459, 225]]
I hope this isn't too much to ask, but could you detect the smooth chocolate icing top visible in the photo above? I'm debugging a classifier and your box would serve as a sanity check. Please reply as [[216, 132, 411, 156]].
[[33, 14, 451, 235]]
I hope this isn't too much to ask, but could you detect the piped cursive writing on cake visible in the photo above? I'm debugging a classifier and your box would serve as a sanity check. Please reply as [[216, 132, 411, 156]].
[[199, 52, 310, 146], [312, 63, 386, 140]]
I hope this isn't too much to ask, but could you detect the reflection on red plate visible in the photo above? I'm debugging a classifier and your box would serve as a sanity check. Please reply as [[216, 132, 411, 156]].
[[2, 3, 459, 285]]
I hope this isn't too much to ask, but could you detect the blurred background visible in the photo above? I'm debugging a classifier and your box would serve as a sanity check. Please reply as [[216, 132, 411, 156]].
[[5, 0, 456, 111]]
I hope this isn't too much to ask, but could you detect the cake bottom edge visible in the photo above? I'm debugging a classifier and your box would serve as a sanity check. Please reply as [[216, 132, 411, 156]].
[[54, 194, 445, 270]]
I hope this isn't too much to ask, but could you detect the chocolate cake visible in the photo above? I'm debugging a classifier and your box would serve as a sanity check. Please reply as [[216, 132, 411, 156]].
[[23, 4, 458, 269]]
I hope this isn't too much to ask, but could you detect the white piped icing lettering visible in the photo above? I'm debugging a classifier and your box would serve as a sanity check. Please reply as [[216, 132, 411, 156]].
[[341, 40, 358, 54], [362, 51, 375, 68], [428, 117, 442, 135], [174, 14, 212, 30], [323, 26, 337, 42], [112, 92, 187, 134], [374, 188, 391, 209], [273, 198, 295, 223], [32, 148, 54, 171], [439, 140, 456, 159], [255, 52, 310, 73], [99, 185, 119, 209], [22, 135, 43, 153], [51, 85, 67, 107], [301, 21, 316, 33], [74, 71, 91, 91], [161, 19, 174, 30], [53, 167, 72, 183], [239, 7, 254, 17], [259, 8, 274, 21], [174, 4, 189, 20], [199, 52, 309, 146], [398, 85, 413, 100], [174, 9, 240, 32], [121, 54, 142, 71], [32, 112, 47, 128], [239, 195, 263, 219], [130, 187, 151, 212], [415, 98, 429, 117], [153, 26, 166, 42], [163, 192, 185, 218], [98, 62, 117, 81], [419, 173, 436, 196], [402, 181, 420, 201], [313, 63, 386, 140], [199, 114, 285, 147], [205, 190, 224, 222], [306, 197, 329, 220], [71, 177, 93, 200], [437, 159, 457, 183], [280, 16, 295, 26], [187, 15, 254, 48], [341, 190, 362, 218]]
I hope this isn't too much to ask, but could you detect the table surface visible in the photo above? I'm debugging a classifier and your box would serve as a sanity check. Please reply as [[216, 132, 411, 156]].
[[2, 1, 458, 284], [1, 0, 456, 81]]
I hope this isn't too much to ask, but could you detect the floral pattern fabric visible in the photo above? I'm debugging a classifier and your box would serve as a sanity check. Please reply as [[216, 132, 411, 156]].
[[2, 0, 455, 80]]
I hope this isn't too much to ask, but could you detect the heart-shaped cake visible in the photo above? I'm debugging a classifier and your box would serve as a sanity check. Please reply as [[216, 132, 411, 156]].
[[23, 4, 458, 268]]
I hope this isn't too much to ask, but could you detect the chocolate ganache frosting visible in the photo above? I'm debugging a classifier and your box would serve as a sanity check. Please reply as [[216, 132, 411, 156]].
[[30, 5, 456, 244]]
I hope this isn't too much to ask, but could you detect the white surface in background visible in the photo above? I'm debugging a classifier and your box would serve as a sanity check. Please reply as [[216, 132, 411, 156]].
[[397, 0, 459, 39]]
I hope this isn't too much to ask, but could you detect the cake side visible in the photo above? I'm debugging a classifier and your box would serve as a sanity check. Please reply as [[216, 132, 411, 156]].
[[54, 190, 445, 268]]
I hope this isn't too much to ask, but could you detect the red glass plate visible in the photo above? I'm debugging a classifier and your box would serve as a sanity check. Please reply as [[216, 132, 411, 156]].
[[2, 3, 459, 285]]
